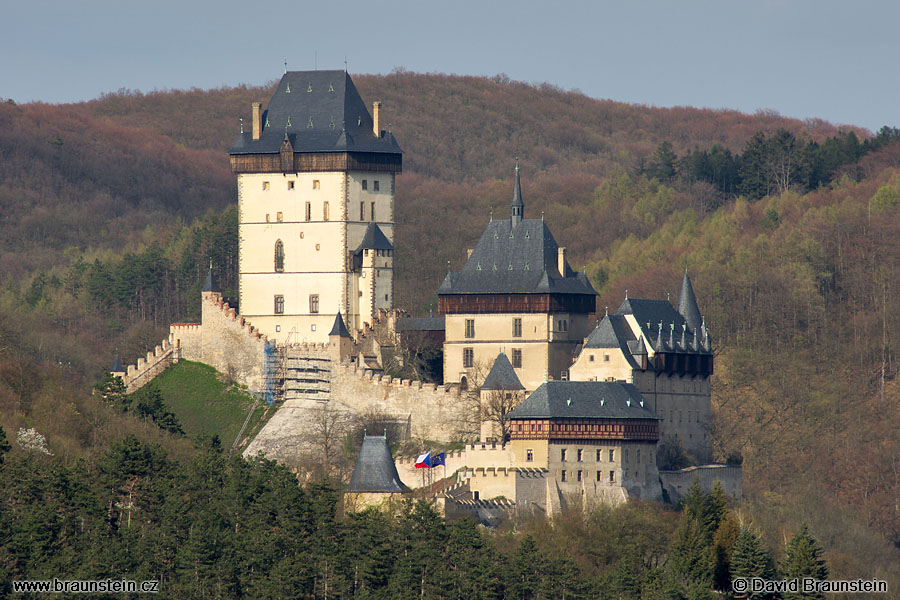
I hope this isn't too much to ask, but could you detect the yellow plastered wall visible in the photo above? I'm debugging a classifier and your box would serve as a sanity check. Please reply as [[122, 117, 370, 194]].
[[237, 170, 394, 343]]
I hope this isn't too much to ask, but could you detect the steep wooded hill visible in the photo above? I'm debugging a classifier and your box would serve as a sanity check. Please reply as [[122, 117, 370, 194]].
[[2, 72, 900, 568]]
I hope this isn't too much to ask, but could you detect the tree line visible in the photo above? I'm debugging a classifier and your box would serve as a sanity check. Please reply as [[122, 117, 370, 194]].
[[0, 428, 829, 600]]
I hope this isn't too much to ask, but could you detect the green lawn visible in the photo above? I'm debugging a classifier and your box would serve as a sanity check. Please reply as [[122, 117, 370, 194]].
[[152, 360, 267, 449]]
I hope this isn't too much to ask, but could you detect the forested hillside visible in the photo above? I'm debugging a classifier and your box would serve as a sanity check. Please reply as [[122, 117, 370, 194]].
[[2, 72, 900, 586]]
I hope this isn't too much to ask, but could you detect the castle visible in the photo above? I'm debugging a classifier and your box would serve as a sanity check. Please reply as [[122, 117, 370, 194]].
[[115, 69, 740, 516]]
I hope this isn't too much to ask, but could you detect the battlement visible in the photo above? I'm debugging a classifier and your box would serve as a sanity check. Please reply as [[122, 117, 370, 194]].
[[335, 360, 461, 395], [122, 338, 177, 393]]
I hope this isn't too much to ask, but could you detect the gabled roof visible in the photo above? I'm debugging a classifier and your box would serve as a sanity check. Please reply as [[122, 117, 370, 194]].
[[229, 70, 402, 156], [481, 353, 525, 391], [354, 223, 394, 254], [436, 219, 596, 296], [583, 314, 640, 368], [506, 381, 658, 421], [676, 271, 703, 333], [201, 267, 221, 293], [347, 435, 411, 493], [329, 312, 351, 338]]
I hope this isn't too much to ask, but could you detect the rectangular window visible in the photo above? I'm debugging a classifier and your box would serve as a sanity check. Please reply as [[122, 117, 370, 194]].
[[374, 180, 380, 192], [309, 294, 319, 314], [561, 470, 567, 482], [371, 201, 376, 221], [609, 449, 615, 462], [360, 202, 365, 220], [560, 449, 567, 462], [287, 181, 295, 190], [323, 202, 329, 221], [312, 179, 320, 189], [513, 318, 522, 337], [609, 471, 615, 483], [577, 470, 583, 482], [276, 211, 283, 222], [604, 354, 610, 362], [274, 295, 284, 314], [589, 354, 595, 362], [596, 449, 602, 462], [577, 449, 583, 462], [262, 181, 270, 190], [463, 348, 474, 368], [362, 179, 368, 190], [596, 471, 602, 482], [526, 449, 533, 462], [511, 349, 522, 368], [305, 202, 311, 221], [465, 319, 475, 338]]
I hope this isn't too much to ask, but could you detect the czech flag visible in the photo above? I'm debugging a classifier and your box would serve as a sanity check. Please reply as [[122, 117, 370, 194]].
[[415, 452, 431, 469]]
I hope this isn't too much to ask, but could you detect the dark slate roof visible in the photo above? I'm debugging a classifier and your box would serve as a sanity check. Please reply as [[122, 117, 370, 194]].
[[616, 297, 711, 355], [229, 70, 402, 156], [511, 164, 524, 209], [347, 435, 411, 493], [201, 267, 221, 293], [111, 355, 124, 372], [583, 314, 640, 368], [329, 312, 351, 337], [676, 271, 703, 333], [506, 381, 658, 420], [481, 353, 525, 391], [436, 219, 597, 296], [395, 316, 445, 332], [354, 223, 394, 254]]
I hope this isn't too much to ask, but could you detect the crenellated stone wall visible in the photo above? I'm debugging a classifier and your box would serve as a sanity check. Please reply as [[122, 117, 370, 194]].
[[122, 339, 177, 393]]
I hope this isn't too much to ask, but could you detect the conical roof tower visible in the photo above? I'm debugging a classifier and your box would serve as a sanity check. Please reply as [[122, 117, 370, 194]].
[[676, 270, 702, 333]]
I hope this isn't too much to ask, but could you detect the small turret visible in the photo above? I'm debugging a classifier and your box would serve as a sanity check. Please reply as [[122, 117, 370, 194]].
[[511, 160, 524, 228], [328, 311, 353, 362], [201, 265, 221, 295], [676, 270, 702, 333]]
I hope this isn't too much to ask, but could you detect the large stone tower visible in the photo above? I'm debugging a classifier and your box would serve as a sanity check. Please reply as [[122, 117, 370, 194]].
[[228, 70, 402, 343]]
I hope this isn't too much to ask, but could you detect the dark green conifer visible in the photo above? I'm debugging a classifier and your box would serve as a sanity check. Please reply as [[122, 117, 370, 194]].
[[782, 522, 827, 599]]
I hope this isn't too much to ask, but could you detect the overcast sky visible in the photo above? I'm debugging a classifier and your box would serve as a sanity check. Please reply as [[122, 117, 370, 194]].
[[3, 0, 897, 132]]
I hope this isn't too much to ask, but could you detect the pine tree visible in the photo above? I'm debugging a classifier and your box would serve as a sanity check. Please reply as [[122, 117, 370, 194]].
[[782, 523, 827, 600], [731, 527, 775, 597]]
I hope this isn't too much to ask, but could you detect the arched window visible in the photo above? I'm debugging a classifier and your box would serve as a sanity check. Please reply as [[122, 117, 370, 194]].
[[274, 240, 284, 272]]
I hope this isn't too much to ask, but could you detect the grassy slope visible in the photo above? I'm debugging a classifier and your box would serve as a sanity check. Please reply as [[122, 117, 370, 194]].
[[151, 360, 265, 449]]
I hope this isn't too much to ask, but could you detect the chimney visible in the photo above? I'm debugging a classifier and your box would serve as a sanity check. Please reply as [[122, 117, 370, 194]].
[[372, 101, 382, 137], [467, 248, 474, 259], [558, 247, 567, 276], [251, 102, 262, 140]]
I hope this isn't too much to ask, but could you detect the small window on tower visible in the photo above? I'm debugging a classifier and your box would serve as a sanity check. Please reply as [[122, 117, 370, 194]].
[[274, 295, 284, 314], [463, 348, 474, 368], [561, 470, 567, 482], [312, 180, 320, 190], [371, 201, 376, 221], [262, 181, 270, 190], [373, 180, 380, 192], [274, 240, 284, 272], [287, 181, 295, 190], [362, 180, 368, 191], [276, 212, 283, 222], [512, 349, 522, 368], [360, 202, 365, 221], [526, 449, 534, 462], [309, 294, 319, 314], [513, 318, 522, 338], [305, 202, 311, 221], [465, 319, 475, 338], [323, 202, 329, 221]]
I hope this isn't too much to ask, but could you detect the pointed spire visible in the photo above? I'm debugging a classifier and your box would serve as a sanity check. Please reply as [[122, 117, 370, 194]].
[[111, 354, 124, 373], [329, 312, 351, 338], [201, 263, 221, 293], [511, 158, 524, 228], [677, 270, 703, 333]]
